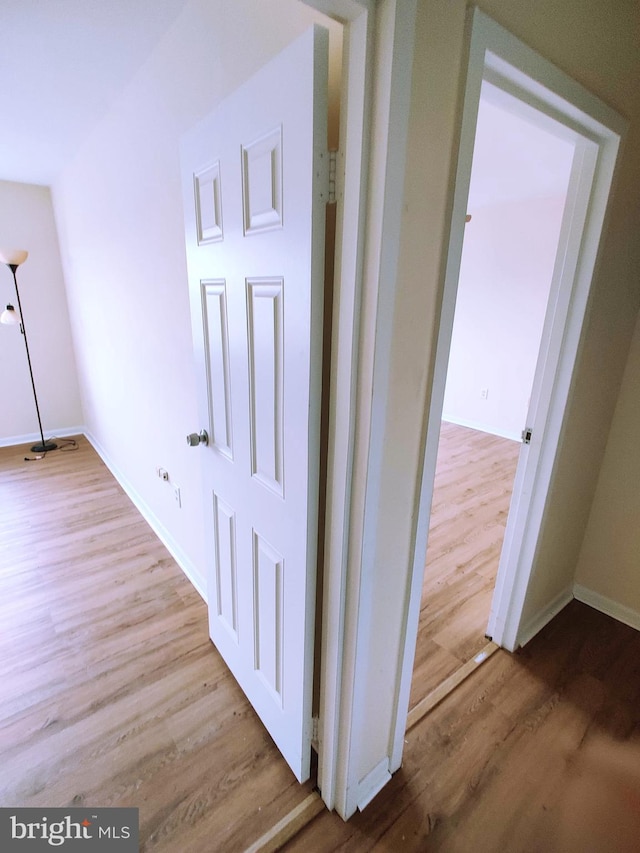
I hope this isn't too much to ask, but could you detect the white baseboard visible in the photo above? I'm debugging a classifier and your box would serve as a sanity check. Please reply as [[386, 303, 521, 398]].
[[84, 431, 207, 603], [516, 585, 574, 648], [574, 584, 640, 632], [441, 414, 521, 442], [0, 425, 85, 448]]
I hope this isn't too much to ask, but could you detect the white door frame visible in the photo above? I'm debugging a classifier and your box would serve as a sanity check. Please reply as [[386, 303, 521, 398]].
[[302, 0, 418, 818], [394, 4, 626, 758], [297, 0, 625, 821], [302, 0, 377, 815]]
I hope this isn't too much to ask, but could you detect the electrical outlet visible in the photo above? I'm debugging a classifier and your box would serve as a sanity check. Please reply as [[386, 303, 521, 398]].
[[173, 485, 181, 508], [480, 388, 489, 400]]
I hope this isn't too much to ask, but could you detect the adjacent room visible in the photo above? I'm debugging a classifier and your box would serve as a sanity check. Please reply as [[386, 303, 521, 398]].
[[410, 82, 576, 708]]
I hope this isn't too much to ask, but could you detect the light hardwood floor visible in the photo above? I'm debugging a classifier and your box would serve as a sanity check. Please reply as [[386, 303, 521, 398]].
[[3, 433, 640, 852], [287, 599, 640, 851], [0, 437, 313, 851], [410, 422, 521, 707]]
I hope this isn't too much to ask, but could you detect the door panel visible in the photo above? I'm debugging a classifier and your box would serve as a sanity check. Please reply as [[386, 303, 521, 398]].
[[181, 26, 328, 782], [202, 280, 233, 458], [212, 492, 238, 641], [247, 278, 284, 495]]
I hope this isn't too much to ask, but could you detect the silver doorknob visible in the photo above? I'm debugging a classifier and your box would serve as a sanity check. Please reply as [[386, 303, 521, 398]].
[[187, 430, 209, 447]]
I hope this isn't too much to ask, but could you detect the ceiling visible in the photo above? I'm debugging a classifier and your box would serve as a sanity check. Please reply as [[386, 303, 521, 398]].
[[1, 3, 576, 203], [0, 0, 190, 186], [468, 83, 576, 210]]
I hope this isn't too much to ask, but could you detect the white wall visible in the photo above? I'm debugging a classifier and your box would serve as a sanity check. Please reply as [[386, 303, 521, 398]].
[[0, 180, 82, 445], [575, 311, 640, 625], [442, 97, 573, 440], [345, 0, 640, 795], [52, 0, 340, 594], [443, 195, 567, 438]]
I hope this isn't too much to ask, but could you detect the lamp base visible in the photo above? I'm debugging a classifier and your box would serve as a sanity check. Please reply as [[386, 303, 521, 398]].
[[30, 441, 58, 453]]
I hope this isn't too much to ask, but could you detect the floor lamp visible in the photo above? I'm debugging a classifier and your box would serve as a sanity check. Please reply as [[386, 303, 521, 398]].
[[0, 249, 57, 453]]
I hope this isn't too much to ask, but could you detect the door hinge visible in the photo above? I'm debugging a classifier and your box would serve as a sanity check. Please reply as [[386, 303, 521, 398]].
[[521, 427, 533, 445], [328, 149, 338, 205], [311, 715, 319, 749]]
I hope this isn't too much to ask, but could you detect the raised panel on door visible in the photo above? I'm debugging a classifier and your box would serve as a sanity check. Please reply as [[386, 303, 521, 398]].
[[202, 280, 233, 459], [247, 277, 284, 496], [252, 530, 284, 704], [181, 26, 328, 782], [194, 161, 224, 244], [242, 128, 283, 235], [212, 493, 238, 642]]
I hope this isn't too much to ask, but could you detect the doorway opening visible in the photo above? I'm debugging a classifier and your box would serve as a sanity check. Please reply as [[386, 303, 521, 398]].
[[409, 80, 576, 710]]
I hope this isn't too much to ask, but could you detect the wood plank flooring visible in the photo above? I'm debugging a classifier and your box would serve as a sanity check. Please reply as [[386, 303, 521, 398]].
[[4, 429, 639, 852], [0, 437, 313, 852], [286, 600, 640, 852], [410, 422, 521, 707]]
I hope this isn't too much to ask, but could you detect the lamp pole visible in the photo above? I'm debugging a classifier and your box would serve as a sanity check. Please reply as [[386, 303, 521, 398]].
[[3, 259, 57, 453]]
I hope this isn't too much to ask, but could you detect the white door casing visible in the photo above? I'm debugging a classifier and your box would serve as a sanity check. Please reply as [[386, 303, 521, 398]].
[[393, 7, 626, 772], [181, 26, 328, 783], [455, 11, 625, 652]]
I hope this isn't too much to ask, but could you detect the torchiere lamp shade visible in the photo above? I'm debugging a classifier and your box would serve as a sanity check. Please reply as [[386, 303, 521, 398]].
[[0, 249, 29, 266], [1, 305, 20, 325]]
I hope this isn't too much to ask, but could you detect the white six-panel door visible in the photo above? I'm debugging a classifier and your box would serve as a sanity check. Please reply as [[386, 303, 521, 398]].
[[180, 26, 328, 783]]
